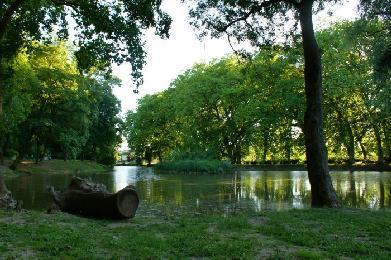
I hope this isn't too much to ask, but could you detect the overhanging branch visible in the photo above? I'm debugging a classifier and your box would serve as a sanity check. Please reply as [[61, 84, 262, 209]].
[[214, 0, 299, 33]]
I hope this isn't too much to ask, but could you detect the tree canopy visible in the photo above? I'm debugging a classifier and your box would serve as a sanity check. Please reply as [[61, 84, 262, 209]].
[[0, 0, 172, 87]]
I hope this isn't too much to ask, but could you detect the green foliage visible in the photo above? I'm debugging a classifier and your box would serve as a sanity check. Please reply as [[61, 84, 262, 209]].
[[124, 91, 181, 164], [0, 42, 122, 165], [15, 159, 109, 175], [123, 20, 390, 165], [0, 0, 172, 86], [125, 49, 305, 165], [319, 20, 390, 163], [156, 159, 233, 174]]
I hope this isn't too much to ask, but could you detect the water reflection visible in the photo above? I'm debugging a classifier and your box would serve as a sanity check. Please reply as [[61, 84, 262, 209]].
[[5, 167, 391, 212]]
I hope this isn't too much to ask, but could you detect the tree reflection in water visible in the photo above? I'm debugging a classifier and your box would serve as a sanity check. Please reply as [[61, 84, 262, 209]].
[[5, 167, 391, 212]]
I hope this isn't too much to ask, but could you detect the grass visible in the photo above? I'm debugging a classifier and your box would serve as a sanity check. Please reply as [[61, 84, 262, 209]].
[[0, 165, 18, 178], [156, 159, 233, 174], [0, 207, 390, 259], [15, 159, 111, 175]]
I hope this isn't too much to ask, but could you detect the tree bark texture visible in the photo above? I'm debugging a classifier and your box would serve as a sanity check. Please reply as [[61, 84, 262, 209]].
[[373, 123, 384, 165], [0, 146, 4, 165], [383, 123, 391, 161], [299, 0, 340, 207], [49, 177, 139, 219], [358, 139, 367, 161], [346, 120, 355, 165]]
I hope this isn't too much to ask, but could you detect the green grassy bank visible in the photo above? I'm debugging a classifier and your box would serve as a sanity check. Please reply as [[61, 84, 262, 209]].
[[1, 208, 390, 259], [3, 159, 110, 176], [156, 159, 233, 174]]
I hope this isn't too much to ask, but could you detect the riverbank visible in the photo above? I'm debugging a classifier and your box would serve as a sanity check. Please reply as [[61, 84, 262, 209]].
[[236, 163, 391, 172], [1, 160, 110, 177], [0, 207, 390, 258]]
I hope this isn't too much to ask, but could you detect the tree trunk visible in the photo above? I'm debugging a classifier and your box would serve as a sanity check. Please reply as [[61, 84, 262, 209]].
[[373, 123, 384, 165], [285, 125, 292, 162], [382, 123, 390, 161], [9, 153, 21, 170], [262, 130, 269, 163], [49, 177, 139, 219], [299, 0, 340, 207], [0, 95, 3, 115], [346, 120, 355, 165], [0, 145, 4, 165], [235, 144, 242, 164], [358, 139, 367, 161], [0, 173, 7, 194]]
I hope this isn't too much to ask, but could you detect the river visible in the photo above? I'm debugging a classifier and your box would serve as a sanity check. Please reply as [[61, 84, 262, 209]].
[[5, 166, 391, 213]]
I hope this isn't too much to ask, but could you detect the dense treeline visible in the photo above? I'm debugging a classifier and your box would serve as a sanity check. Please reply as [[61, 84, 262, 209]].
[[124, 21, 390, 165], [0, 42, 122, 166]]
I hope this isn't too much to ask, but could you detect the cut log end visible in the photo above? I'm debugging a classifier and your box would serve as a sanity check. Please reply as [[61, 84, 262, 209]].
[[116, 186, 139, 218]]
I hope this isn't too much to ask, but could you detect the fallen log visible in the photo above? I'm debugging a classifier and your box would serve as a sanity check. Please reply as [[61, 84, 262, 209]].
[[49, 177, 139, 219]]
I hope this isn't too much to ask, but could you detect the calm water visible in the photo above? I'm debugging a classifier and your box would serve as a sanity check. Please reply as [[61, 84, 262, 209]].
[[5, 166, 391, 213]]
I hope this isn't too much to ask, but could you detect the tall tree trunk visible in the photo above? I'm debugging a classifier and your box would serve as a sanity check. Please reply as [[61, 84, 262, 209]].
[[346, 120, 355, 165], [9, 153, 21, 170], [0, 95, 3, 115], [299, 0, 340, 207], [235, 144, 242, 165], [0, 173, 7, 194], [358, 139, 367, 161], [382, 123, 390, 161], [262, 130, 269, 163], [0, 145, 4, 165], [227, 143, 235, 164], [373, 123, 384, 165], [34, 138, 39, 164], [285, 125, 292, 162]]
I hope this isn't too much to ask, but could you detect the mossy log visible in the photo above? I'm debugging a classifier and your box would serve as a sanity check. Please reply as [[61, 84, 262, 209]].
[[49, 177, 139, 219]]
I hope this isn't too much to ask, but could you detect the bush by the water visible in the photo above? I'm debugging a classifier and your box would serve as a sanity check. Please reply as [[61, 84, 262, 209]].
[[156, 159, 232, 174], [156, 148, 233, 174]]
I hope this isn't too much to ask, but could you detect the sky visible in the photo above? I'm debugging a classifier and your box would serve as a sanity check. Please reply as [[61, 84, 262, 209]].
[[112, 0, 360, 116]]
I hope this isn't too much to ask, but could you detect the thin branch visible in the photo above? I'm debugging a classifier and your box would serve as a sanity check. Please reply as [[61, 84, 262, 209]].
[[214, 0, 298, 33], [227, 34, 240, 56], [50, 0, 79, 9]]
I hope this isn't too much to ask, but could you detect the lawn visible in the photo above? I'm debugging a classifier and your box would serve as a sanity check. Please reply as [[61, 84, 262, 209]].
[[1, 206, 390, 259], [14, 160, 110, 175]]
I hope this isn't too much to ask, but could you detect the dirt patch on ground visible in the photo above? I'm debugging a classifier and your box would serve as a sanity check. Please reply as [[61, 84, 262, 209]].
[[0, 216, 27, 225], [106, 222, 134, 229], [207, 224, 216, 233], [256, 243, 325, 259]]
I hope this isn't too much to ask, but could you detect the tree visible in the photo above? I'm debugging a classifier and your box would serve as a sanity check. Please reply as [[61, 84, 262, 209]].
[[0, 0, 172, 193], [187, 0, 342, 207], [0, 52, 35, 164], [171, 58, 255, 164], [0, 0, 171, 83], [247, 47, 305, 163], [81, 76, 122, 166], [318, 20, 390, 165], [125, 91, 180, 165]]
